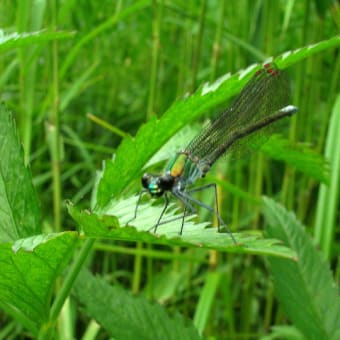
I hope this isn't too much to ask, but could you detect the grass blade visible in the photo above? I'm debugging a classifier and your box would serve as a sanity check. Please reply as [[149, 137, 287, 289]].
[[314, 95, 340, 258]]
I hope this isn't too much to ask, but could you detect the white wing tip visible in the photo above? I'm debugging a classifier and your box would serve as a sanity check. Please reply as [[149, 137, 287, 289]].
[[280, 105, 298, 114]]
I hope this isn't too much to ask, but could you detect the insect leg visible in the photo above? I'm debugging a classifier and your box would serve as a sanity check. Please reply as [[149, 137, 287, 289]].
[[126, 189, 148, 225], [177, 189, 236, 244]]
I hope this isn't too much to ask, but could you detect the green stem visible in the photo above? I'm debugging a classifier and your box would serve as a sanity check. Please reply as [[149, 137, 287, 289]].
[[209, 0, 224, 81], [191, 0, 207, 91], [146, 0, 162, 119], [36, 239, 94, 340], [50, 0, 62, 232], [87, 113, 127, 138], [54, 239, 95, 320], [132, 242, 143, 293]]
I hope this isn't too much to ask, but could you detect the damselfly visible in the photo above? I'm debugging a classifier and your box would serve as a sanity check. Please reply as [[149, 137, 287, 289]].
[[128, 63, 297, 241]]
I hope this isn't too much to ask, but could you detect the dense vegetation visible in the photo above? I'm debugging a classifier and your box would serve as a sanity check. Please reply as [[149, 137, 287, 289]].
[[0, 1, 339, 339]]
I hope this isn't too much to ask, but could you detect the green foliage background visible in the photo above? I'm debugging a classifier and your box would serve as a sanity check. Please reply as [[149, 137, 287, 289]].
[[0, 1, 339, 339]]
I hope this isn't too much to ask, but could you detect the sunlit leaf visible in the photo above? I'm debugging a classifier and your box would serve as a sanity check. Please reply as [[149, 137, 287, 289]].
[[68, 199, 296, 259]]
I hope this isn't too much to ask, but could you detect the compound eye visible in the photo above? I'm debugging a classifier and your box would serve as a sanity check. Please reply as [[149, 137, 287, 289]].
[[158, 174, 174, 190], [141, 173, 152, 188]]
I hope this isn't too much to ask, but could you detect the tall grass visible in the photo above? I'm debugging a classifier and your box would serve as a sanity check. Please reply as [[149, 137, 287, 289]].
[[0, 1, 339, 338]]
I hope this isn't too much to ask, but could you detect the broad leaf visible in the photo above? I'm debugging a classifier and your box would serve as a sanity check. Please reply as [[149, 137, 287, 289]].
[[263, 197, 340, 340], [0, 232, 79, 335], [0, 104, 41, 242], [68, 200, 296, 259], [73, 269, 201, 340]]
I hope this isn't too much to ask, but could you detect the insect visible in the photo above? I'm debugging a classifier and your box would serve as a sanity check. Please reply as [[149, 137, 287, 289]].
[[128, 63, 297, 242]]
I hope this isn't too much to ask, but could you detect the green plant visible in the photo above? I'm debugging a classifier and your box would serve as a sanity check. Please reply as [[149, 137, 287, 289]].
[[0, 2, 339, 339]]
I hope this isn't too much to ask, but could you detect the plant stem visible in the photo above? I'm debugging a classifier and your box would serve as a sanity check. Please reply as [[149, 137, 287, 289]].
[[49, 0, 62, 232], [191, 0, 207, 91], [146, 0, 162, 119], [38, 238, 95, 340]]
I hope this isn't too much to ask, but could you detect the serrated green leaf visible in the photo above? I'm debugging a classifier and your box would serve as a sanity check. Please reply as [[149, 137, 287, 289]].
[[73, 269, 201, 340], [261, 135, 329, 184], [96, 35, 340, 209], [263, 197, 340, 340], [0, 30, 75, 52], [68, 199, 296, 259], [275, 35, 340, 69], [0, 232, 79, 335], [12, 233, 62, 253], [0, 104, 41, 242]]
